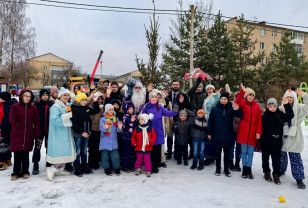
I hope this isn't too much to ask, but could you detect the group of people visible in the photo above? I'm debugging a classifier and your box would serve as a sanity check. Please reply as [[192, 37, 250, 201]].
[[0, 77, 307, 189]]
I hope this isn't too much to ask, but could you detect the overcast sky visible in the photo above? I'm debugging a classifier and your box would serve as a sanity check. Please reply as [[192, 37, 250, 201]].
[[27, 0, 308, 76]]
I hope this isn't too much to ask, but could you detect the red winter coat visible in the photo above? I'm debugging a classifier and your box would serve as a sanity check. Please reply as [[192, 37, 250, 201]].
[[131, 124, 157, 152], [235, 90, 262, 147], [9, 89, 40, 152]]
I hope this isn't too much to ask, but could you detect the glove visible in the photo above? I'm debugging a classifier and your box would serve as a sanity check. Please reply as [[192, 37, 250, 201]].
[[173, 104, 179, 113], [197, 77, 202, 83]]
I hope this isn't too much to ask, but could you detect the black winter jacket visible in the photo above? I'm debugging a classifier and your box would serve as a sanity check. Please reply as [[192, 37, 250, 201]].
[[188, 80, 205, 111], [207, 102, 243, 148], [34, 99, 53, 136], [0, 98, 18, 144], [260, 104, 294, 147], [71, 101, 100, 137], [173, 119, 190, 145], [189, 116, 207, 141]]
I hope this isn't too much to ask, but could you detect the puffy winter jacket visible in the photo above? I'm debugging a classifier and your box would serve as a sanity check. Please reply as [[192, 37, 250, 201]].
[[189, 116, 207, 141], [235, 90, 262, 147], [173, 119, 190, 145], [34, 99, 53, 136], [123, 113, 137, 140], [188, 80, 206, 111], [207, 102, 243, 148], [9, 89, 41, 152], [99, 114, 122, 150], [131, 124, 156, 152]]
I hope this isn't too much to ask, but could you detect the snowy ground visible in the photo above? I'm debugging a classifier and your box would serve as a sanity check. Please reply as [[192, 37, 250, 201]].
[[1, 125, 308, 208]]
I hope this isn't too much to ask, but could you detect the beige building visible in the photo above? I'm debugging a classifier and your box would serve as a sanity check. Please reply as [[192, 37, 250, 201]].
[[27, 53, 72, 89], [225, 17, 308, 62], [115, 70, 141, 84]]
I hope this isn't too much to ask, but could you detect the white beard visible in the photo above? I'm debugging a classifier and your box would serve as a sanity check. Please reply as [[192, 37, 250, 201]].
[[132, 88, 146, 113]]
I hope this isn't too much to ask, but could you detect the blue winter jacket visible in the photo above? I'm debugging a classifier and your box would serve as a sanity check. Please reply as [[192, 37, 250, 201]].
[[99, 113, 122, 150], [207, 102, 243, 148]]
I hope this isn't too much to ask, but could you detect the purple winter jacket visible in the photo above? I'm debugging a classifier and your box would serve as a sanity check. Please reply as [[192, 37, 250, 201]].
[[142, 102, 178, 145]]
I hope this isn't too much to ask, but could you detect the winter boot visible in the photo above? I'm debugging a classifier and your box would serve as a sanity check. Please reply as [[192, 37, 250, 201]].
[[215, 168, 221, 176], [135, 168, 141, 176], [204, 158, 214, 166], [22, 173, 30, 179], [81, 164, 93, 174], [46, 166, 59, 181], [242, 166, 248, 178], [74, 166, 83, 177], [105, 168, 112, 176], [166, 153, 172, 160], [264, 172, 272, 182], [11, 174, 19, 180], [32, 163, 39, 175], [160, 163, 167, 168], [184, 160, 188, 166], [0, 162, 7, 170], [229, 160, 235, 171], [234, 158, 241, 171], [190, 160, 197, 170], [273, 174, 281, 185], [114, 168, 121, 175], [177, 160, 182, 165], [224, 169, 232, 177], [297, 180, 306, 189], [146, 171, 151, 177], [197, 161, 204, 170], [247, 167, 254, 179], [64, 163, 74, 172]]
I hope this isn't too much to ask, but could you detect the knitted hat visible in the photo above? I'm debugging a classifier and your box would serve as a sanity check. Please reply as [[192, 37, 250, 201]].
[[149, 90, 158, 100], [267, 98, 277, 107], [197, 109, 206, 117], [0, 92, 11, 102], [179, 110, 187, 118], [111, 99, 121, 108], [244, 88, 255, 99], [104, 104, 114, 113], [205, 84, 215, 91], [284, 89, 298, 104], [198, 83, 203, 89], [39, 88, 50, 97], [126, 102, 134, 111], [58, 87, 70, 98], [138, 113, 154, 124], [50, 86, 59, 96], [220, 92, 230, 100], [76, 91, 88, 103]]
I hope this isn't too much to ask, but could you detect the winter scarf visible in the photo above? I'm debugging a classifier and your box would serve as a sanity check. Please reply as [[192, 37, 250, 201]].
[[104, 114, 118, 135], [139, 124, 150, 152]]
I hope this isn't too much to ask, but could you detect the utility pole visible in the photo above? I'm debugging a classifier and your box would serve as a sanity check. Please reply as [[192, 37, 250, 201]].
[[189, 5, 195, 88]]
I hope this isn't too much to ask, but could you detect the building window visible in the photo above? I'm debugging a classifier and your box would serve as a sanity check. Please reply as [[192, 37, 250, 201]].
[[43, 65, 49, 70], [271, 44, 276, 51], [295, 44, 303, 54], [272, 30, 277, 38], [260, 42, 265, 50], [51, 66, 68, 71], [246, 27, 252, 33], [260, 57, 264, 64], [260, 28, 266, 36]]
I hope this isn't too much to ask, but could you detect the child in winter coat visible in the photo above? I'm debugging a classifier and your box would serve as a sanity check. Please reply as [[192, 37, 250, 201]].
[[260, 97, 294, 185], [279, 89, 308, 189], [235, 83, 262, 179], [99, 104, 123, 176], [71, 91, 100, 176], [32, 89, 53, 175], [173, 110, 190, 166], [10, 89, 40, 180], [0, 92, 18, 170], [122, 102, 137, 172], [207, 92, 243, 177], [189, 109, 208, 170], [131, 113, 156, 177], [142, 90, 178, 173]]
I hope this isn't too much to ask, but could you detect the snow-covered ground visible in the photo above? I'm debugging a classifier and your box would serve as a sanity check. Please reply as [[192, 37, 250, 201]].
[[1, 124, 308, 208]]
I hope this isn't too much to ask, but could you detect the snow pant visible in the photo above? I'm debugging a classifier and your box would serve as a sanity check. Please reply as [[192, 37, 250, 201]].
[[193, 139, 205, 162], [121, 138, 135, 169], [280, 151, 305, 180], [88, 131, 101, 168], [229, 133, 241, 160], [151, 144, 161, 169], [175, 144, 188, 162], [204, 141, 216, 159], [216, 146, 230, 172], [0, 143, 11, 163], [241, 144, 254, 167], [261, 145, 281, 175], [135, 152, 151, 172], [32, 134, 51, 167], [101, 150, 120, 170], [73, 137, 89, 167], [13, 151, 29, 176]]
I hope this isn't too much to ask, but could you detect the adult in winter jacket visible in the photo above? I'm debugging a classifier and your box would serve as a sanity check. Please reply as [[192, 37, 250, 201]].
[[188, 78, 205, 112], [46, 87, 76, 181], [173, 110, 190, 166], [202, 84, 222, 166], [143, 90, 178, 173], [0, 92, 18, 170], [32, 89, 54, 175], [279, 89, 308, 189], [10, 89, 41, 180], [260, 97, 294, 185], [207, 92, 243, 177], [131, 113, 156, 177], [104, 81, 124, 105], [235, 83, 262, 179], [71, 91, 100, 176]]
